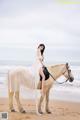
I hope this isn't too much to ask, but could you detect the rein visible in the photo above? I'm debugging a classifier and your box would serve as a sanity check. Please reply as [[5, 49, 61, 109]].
[[48, 70, 69, 84]]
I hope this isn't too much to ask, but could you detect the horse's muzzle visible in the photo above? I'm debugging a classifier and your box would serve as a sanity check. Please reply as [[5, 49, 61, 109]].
[[69, 77, 74, 82]]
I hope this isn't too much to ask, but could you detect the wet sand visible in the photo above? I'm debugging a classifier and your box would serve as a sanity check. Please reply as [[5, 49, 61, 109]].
[[0, 98, 80, 120]]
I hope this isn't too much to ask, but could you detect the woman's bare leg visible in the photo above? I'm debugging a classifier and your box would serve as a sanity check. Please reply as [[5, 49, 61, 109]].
[[37, 68, 46, 114]]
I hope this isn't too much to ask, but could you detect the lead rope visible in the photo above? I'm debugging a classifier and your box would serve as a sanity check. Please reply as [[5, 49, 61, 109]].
[[49, 71, 69, 84]]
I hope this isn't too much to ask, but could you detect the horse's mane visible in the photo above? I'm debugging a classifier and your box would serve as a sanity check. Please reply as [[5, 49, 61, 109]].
[[47, 64, 65, 69]]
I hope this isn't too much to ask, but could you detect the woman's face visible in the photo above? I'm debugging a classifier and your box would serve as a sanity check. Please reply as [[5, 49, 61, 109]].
[[39, 46, 44, 50]]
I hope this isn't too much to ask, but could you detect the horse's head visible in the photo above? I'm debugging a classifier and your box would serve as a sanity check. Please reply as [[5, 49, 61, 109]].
[[63, 63, 74, 82]]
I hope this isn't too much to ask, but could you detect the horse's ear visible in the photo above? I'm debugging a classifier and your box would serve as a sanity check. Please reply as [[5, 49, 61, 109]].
[[66, 63, 69, 68]]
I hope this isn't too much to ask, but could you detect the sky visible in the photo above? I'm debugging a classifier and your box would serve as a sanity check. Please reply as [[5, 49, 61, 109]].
[[0, 0, 80, 65]]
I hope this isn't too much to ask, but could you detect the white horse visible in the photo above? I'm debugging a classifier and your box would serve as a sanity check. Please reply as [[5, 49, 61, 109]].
[[8, 63, 74, 114]]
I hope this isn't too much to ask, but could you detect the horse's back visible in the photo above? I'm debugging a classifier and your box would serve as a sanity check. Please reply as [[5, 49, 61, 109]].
[[8, 66, 37, 90]]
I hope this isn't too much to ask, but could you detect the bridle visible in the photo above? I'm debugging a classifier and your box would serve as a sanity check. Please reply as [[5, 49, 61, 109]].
[[49, 66, 71, 84]]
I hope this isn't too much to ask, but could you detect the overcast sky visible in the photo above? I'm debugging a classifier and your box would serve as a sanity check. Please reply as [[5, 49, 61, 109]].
[[0, 0, 80, 47], [0, 0, 80, 64]]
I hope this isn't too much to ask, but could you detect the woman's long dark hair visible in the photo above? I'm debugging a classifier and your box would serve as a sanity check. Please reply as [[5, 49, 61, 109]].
[[38, 44, 45, 55]]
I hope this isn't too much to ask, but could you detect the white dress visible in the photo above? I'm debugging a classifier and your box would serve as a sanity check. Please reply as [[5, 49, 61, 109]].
[[33, 49, 44, 88]]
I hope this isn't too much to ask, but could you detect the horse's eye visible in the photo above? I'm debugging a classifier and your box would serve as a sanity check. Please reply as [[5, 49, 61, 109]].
[[68, 69, 71, 72]]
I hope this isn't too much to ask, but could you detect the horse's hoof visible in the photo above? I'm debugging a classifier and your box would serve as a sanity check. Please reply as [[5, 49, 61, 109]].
[[20, 109, 26, 113], [21, 110, 26, 114], [19, 108, 26, 113], [47, 111, 52, 114], [46, 111, 52, 114], [37, 111, 43, 115], [11, 109, 16, 112], [37, 113, 43, 115], [40, 111, 43, 114]]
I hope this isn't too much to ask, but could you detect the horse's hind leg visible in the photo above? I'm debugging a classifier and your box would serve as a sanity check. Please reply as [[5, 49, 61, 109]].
[[15, 91, 26, 113], [9, 91, 15, 112]]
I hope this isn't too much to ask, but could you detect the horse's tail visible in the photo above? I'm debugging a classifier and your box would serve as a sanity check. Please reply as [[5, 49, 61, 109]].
[[8, 71, 10, 93]]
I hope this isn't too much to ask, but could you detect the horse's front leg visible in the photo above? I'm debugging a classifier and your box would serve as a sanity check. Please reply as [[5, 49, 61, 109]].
[[15, 91, 26, 113], [37, 91, 46, 114], [45, 88, 52, 114]]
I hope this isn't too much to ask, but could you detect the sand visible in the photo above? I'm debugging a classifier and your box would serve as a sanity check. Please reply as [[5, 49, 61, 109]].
[[0, 98, 80, 120]]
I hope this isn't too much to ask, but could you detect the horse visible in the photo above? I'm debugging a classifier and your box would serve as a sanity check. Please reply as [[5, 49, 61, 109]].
[[8, 63, 74, 114]]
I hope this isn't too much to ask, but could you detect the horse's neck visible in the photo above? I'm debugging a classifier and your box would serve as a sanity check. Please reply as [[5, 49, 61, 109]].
[[49, 65, 65, 80]]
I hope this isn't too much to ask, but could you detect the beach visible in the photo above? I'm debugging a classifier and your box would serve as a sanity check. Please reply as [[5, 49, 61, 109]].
[[0, 98, 80, 120], [0, 82, 80, 120]]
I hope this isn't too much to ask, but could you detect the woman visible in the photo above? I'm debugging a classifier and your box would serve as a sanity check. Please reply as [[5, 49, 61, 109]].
[[35, 43, 46, 93]]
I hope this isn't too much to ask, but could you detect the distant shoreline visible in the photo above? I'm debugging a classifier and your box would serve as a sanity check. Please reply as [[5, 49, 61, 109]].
[[0, 60, 79, 66]]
